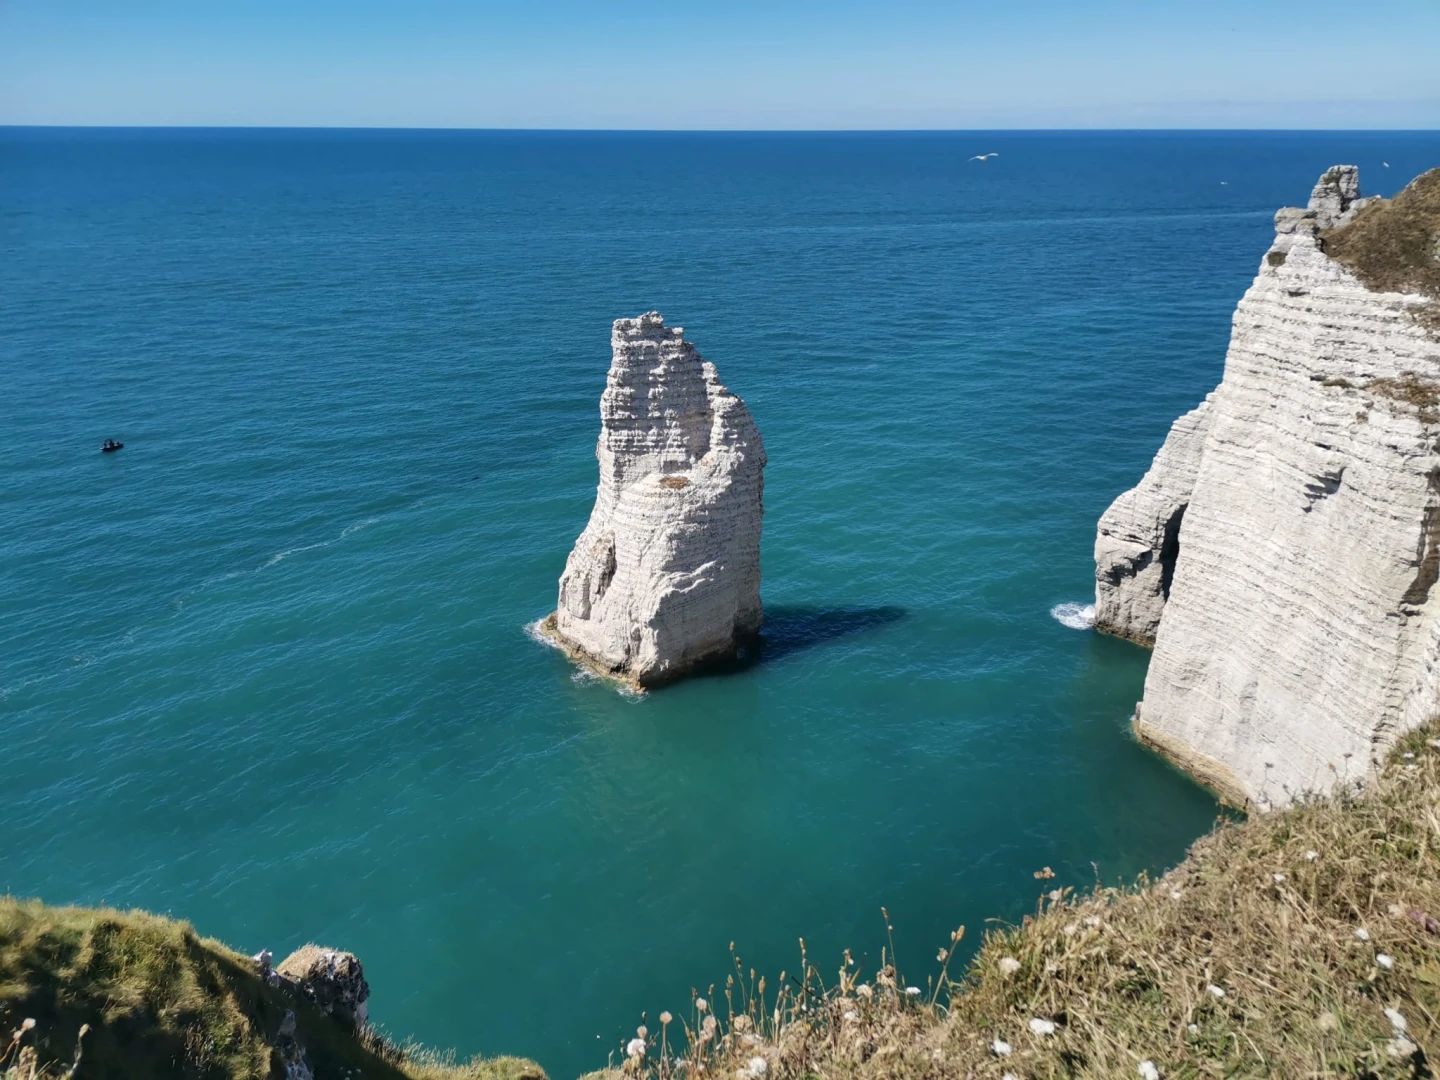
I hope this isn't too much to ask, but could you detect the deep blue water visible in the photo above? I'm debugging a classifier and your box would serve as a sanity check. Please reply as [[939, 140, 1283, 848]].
[[4, 128, 1438, 1077]]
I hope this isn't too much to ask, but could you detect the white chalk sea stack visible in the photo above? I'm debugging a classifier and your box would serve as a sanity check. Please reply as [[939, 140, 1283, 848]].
[[543, 312, 765, 688], [1096, 165, 1440, 807]]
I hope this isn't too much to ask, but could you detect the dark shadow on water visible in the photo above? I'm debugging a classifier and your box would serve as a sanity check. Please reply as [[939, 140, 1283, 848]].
[[745, 604, 908, 665]]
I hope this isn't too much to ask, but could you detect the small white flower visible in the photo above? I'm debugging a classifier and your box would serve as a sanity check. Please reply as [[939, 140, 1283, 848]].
[[1377, 953, 1395, 970], [1206, 984, 1226, 999], [1387, 1036, 1418, 1059], [998, 956, 1021, 976], [904, 985, 922, 996], [1028, 1017, 1057, 1036], [855, 984, 872, 999], [1138, 1061, 1161, 1080], [991, 1038, 1013, 1057], [842, 1010, 858, 1022], [1187, 1023, 1199, 1035], [1384, 1007, 1408, 1032], [744, 1056, 768, 1078], [626, 1037, 646, 1059], [1304, 850, 1319, 862], [1354, 927, 1371, 941], [1272, 873, 1287, 884], [1403, 751, 1415, 759], [1047, 889, 1063, 902], [695, 997, 708, 1013]]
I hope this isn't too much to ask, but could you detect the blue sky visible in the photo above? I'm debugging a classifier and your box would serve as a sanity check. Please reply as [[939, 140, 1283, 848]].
[[2, 0, 1437, 129]]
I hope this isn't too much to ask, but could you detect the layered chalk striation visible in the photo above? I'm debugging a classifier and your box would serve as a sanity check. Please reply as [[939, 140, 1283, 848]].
[[546, 312, 765, 688], [1096, 165, 1440, 807]]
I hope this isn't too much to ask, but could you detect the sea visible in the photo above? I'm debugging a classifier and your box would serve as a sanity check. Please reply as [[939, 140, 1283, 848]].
[[5, 128, 1438, 1077]]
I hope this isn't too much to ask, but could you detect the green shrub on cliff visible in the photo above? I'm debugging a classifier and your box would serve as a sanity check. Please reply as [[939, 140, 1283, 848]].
[[0, 902, 543, 1080]]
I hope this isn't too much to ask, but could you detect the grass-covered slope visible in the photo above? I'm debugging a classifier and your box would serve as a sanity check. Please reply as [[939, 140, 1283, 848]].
[[596, 728, 1440, 1079], [0, 902, 544, 1080], [1324, 168, 1440, 332]]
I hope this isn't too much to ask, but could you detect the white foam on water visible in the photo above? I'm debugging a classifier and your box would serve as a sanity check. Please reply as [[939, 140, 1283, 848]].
[[525, 618, 647, 699], [263, 516, 380, 569], [1050, 601, 1096, 631]]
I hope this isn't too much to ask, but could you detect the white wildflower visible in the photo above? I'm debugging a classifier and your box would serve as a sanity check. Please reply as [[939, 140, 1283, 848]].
[[1387, 1036, 1419, 1059], [842, 1010, 858, 1023], [1304, 850, 1319, 862], [1047, 889, 1063, 902], [1377, 953, 1395, 971], [659, 1011, 672, 1025], [855, 983, 872, 999], [1028, 1017, 1057, 1037], [744, 1056, 768, 1078], [1403, 751, 1415, 759], [1206, 984, 1226, 999], [991, 1038, 1013, 1057], [1354, 927, 1371, 941], [1138, 1061, 1161, 1080], [904, 986, 921, 996], [696, 997, 708, 1013], [1384, 1007, 1408, 1032], [1272, 872, 1287, 884], [998, 956, 1021, 976], [1187, 1023, 1200, 1035], [626, 1037, 646, 1059]]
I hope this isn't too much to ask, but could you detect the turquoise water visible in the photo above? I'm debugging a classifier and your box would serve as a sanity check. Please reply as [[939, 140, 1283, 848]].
[[5, 129, 1438, 1077]]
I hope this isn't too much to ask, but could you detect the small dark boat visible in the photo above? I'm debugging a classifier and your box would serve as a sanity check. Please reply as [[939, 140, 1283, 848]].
[[101, 439, 124, 453]]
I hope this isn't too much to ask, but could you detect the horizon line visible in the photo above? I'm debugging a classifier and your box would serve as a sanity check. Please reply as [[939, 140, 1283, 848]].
[[4, 123, 1438, 134]]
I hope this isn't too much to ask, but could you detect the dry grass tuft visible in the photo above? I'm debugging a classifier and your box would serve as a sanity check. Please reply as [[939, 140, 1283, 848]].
[[595, 727, 1440, 1079], [0, 902, 544, 1080]]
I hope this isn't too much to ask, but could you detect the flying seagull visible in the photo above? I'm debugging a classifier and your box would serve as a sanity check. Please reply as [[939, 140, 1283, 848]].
[[1383, 160, 1391, 168], [968, 152, 999, 162]]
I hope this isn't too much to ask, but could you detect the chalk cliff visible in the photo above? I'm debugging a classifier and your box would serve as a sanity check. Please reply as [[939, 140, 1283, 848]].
[[1096, 165, 1440, 807], [545, 312, 765, 688]]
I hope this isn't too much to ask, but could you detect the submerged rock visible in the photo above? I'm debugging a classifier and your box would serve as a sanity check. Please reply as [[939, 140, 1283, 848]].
[[1096, 165, 1440, 807], [546, 312, 765, 688]]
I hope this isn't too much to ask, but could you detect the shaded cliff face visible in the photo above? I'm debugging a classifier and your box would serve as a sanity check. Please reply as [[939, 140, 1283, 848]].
[[550, 312, 765, 687], [1096, 166, 1440, 807]]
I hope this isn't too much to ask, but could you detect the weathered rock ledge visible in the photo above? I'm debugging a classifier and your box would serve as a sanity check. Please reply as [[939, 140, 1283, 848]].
[[544, 312, 765, 689], [1096, 165, 1440, 808]]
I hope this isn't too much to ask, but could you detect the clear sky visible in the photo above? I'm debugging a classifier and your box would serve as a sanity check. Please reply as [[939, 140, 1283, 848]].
[[2, 0, 1437, 130]]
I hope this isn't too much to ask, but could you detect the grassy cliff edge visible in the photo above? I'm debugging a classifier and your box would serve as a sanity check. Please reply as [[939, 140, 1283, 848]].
[[4, 728, 1437, 1079], [590, 726, 1440, 1079], [0, 903, 544, 1080]]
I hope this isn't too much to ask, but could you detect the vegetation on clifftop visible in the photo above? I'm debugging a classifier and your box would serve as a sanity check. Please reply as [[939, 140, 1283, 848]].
[[1324, 168, 1440, 331], [0, 902, 544, 1080], [592, 728, 1440, 1079]]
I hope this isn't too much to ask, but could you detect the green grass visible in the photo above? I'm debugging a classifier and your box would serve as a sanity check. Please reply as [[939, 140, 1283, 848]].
[[0, 902, 544, 1080]]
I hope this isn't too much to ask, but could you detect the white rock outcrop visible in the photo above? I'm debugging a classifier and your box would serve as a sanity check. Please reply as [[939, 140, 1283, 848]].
[[545, 312, 765, 687], [1096, 166, 1440, 807]]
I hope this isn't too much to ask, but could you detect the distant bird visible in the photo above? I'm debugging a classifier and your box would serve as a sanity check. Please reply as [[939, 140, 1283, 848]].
[[1383, 160, 1391, 168], [1220, 180, 1229, 185], [968, 152, 999, 162]]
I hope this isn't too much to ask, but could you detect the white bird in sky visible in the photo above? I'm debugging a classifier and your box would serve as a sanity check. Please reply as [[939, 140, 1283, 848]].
[[969, 152, 999, 162], [1383, 160, 1391, 167]]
